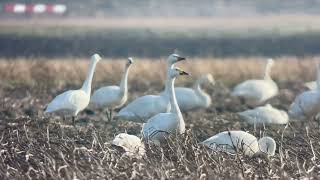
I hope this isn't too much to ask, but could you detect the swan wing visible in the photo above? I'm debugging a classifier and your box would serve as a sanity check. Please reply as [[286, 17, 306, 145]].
[[112, 133, 145, 157], [233, 80, 278, 104], [238, 105, 288, 124], [142, 113, 179, 142], [304, 81, 317, 90], [202, 131, 258, 156], [118, 95, 170, 121], [90, 86, 121, 108], [175, 87, 199, 111], [45, 90, 89, 114], [289, 91, 320, 120]]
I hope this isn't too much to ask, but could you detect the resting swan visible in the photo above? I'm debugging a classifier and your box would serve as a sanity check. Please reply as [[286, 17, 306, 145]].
[[289, 64, 320, 120], [201, 131, 276, 157], [142, 68, 189, 144], [232, 59, 278, 106], [44, 54, 101, 123], [174, 73, 214, 112], [112, 133, 145, 157], [238, 104, 289, 125], [117, 54, 186, 122], [304, 81, 317, 91], [90, 58, 133, 121]]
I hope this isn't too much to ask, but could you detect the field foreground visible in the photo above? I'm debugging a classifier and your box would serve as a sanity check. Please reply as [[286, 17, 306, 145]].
[[0, 57, 320, 179]]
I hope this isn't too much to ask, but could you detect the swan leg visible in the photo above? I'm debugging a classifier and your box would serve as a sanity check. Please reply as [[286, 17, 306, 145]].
[[109, 110, 113, 121], [72, 116, 75, 125]]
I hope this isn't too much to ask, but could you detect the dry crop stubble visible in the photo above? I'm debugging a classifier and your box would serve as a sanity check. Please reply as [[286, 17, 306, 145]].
[[0, 57, 319, 178]]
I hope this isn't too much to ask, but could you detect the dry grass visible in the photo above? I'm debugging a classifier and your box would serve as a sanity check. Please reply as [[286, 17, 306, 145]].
[[0, 57, 320, 179], [0, 56, 316, 89]]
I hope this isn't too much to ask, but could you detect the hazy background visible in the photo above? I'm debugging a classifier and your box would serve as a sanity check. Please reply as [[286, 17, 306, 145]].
[[1, 0, 320, 59]]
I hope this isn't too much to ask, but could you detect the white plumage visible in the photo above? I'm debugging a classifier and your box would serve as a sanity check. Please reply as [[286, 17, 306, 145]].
[[238, 104, 289, 125], [304, 81, 316, 91], [142, 68, 189, 144], [174, 73, 214, 112], [201, 131, 276, 157], [289, 64, 320, 120], [232, 59, 278, 106], [90, 58, 133, 119], [44, 54, 101, 119], [112, 133, 145, 157], [117, 54, 186, 122]]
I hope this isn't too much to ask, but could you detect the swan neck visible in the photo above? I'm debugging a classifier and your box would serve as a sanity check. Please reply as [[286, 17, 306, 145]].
[[194, 79, 210, 105], [81, 60, 98, 95], [263, 62, 272, 80], [164, 64, 174, 96], [168, 77, 181, 116], [120, 65, 131, 94]]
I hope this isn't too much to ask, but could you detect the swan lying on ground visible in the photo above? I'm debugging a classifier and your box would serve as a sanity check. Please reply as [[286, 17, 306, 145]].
[[201, 131, 276, 157], [142, 67, 189, 144], [173, 73, 214, 112], [232, 59, 279, 106], [304, 81, 316, 91], [238, 104, 289, 125], [112, 133, 145, 157], [117, 54, 186, 122], [44, 54, 101, 123], [90, 58, 133, 121], [289, 64, 320, 120]]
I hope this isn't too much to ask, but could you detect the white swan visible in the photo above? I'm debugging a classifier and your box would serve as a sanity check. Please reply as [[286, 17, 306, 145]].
[[112, 133, 145, 157], [304, 81, 316, 91], [90, 58, 133, 120], [201, 131, 276, 157], [174, 73, 214, 112], [117, 54, 186, 122], [237, 104, 289, 125], [142, 68, 189, 144], [232, 59, 279, 106], [44, 54, 101, 123], [289, 64, 320, 120]]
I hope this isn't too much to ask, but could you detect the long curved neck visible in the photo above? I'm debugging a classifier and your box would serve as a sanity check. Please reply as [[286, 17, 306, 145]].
[[168, 77, 182, 118], [163, 63, 174, 97], [194, 79, 210, 106], [81, 60, 98, 95], [120, 65, 131, 94], [263, 62, 272, 80]]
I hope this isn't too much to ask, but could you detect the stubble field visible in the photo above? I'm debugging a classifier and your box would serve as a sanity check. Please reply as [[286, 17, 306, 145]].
[[0, 57, 319, 179]]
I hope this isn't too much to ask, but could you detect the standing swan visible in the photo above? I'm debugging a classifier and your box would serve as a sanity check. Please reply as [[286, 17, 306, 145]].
[[174, 73, 215, 112], [117, 54, 186, 122], [238, 104, 289, 125], [142, 68, 189, 144], [90, 58, 133, 121], [44, 54, 101, 123], [289, 64, 320, 120], [201, 131, 276, 157], [232, 59, 278, 106]]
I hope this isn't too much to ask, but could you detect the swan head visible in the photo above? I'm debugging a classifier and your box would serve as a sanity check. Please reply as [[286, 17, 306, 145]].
[[169, 67, 189, 78], [201, 73, 215, 85], [91, 53, 102, 62], [126, 57, 134, 67], [267, 58, 274, 67], [257, 136, 276, 157], [167, 54, 186, 65]]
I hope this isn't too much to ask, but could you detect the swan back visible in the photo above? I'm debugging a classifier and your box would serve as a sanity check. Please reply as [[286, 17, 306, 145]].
[[112, 133, 145, 157], [238, 104, 289, 124], [201, 131, 259, 157], [258, 136, 276, 156]]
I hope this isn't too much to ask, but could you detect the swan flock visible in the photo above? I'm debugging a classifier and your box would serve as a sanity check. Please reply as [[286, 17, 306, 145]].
[[44, 52, 318, 158]]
